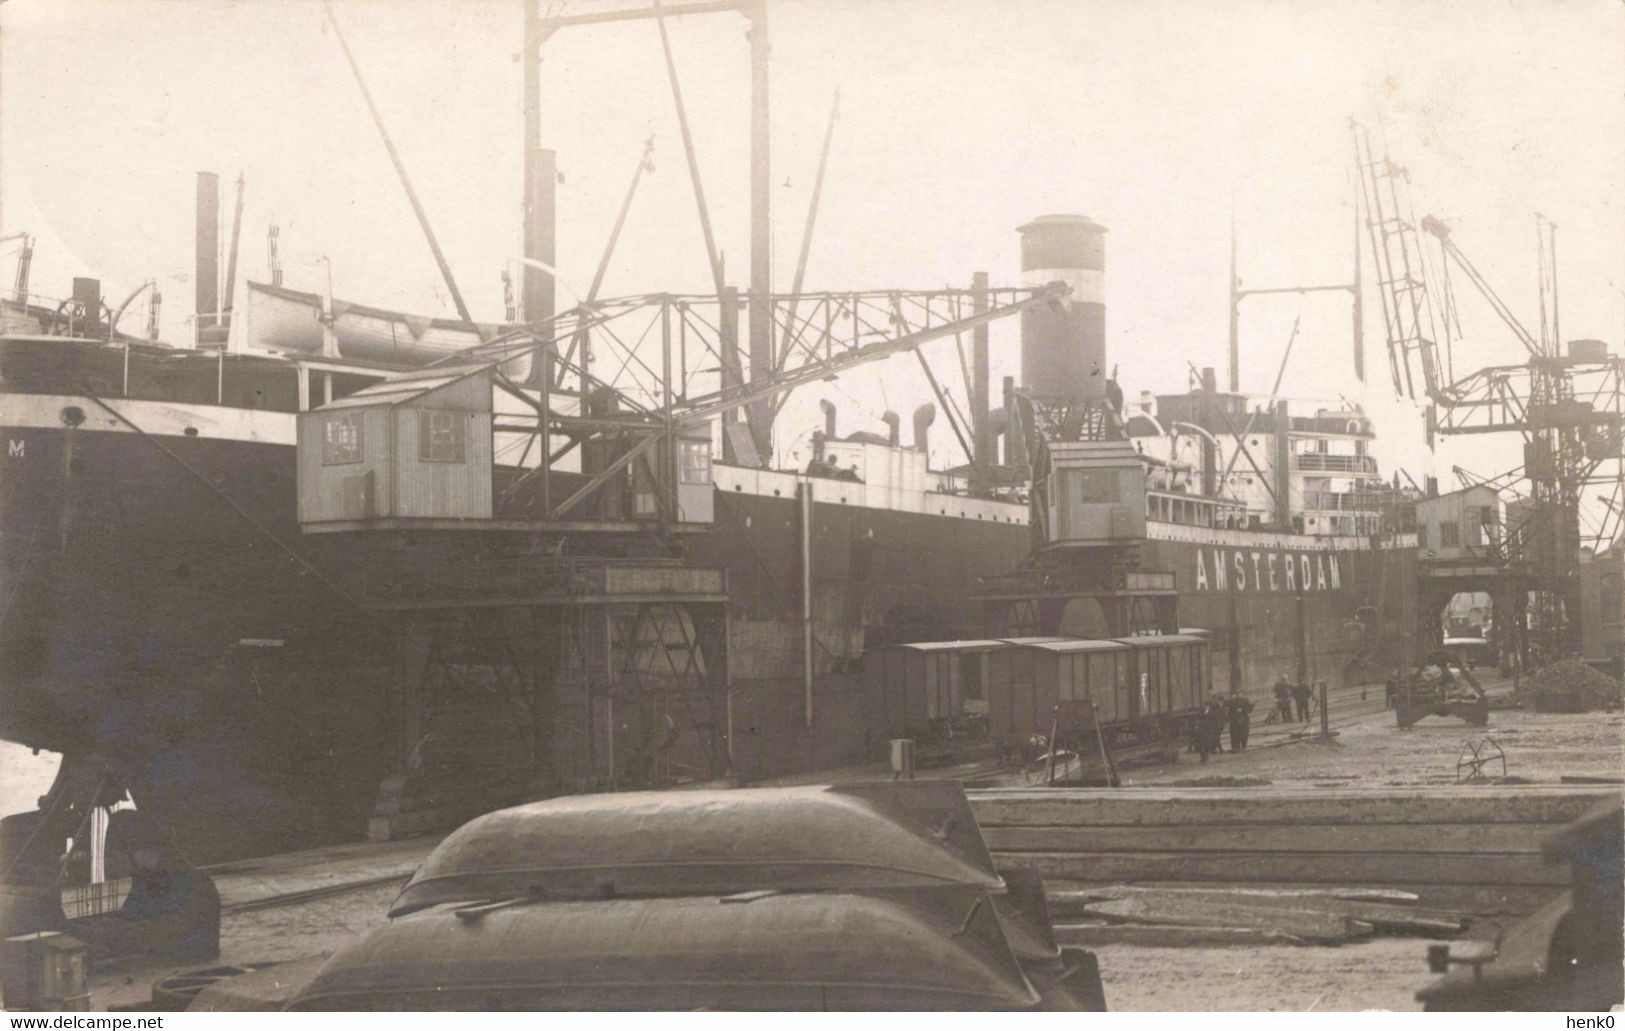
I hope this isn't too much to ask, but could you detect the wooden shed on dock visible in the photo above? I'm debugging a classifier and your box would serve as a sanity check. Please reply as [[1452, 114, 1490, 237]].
[[297, 365, 494, 524]]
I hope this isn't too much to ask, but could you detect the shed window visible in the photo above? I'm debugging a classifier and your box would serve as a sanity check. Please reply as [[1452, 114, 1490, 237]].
[[419, 410, 466, 463], [680, 439, 712, 485], [1440, 522, 1460, 548], [1075, 468, 1120, 503], [322, 412, 363, 465]]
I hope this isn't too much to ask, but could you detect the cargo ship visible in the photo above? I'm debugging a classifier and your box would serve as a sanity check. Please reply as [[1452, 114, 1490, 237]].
[[0, 204, 1419, 858]]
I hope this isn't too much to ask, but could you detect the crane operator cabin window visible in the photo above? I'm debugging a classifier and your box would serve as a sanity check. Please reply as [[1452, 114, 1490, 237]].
[[420, 410, 467, 463], [322, 412, 363, 465]]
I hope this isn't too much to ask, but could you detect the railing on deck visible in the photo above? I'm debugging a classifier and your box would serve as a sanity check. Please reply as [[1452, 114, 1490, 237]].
[[1294, 453, 1378, 474]]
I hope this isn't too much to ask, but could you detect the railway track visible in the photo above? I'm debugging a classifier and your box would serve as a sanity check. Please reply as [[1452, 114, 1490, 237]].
[[222, 873, 409, 915]]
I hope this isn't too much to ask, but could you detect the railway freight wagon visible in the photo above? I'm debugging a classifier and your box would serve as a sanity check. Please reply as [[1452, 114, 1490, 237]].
[[862, 641, 1005, 752], [864, 635, 1211, 767], [988, 635, 1209, 758]]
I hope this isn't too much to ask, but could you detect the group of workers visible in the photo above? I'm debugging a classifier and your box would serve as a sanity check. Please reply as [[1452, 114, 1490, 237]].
[[1271, 674, 1315, 723], [1192, 689, 1254, 761], [1192, 673, 1321, 761]]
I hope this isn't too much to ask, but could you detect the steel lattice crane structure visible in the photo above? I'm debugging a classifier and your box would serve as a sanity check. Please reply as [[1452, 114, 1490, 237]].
[[1353, 122, 1624, 658], [429, 283, 1067, 521]]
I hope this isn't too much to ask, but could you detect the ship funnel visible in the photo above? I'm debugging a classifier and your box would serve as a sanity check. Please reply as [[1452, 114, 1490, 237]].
[[882, 410, 900, 446], [1018, 214, 1106, 402], [820, 399, 837, 440], [912, 404, 936, 453]]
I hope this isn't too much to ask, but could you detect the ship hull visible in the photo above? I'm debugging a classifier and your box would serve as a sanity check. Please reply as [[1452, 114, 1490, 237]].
[[1, 393, 1414, 857]]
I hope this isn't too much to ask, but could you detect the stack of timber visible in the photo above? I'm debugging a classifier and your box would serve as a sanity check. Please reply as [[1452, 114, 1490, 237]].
[[1040, 885, 1469, 947], [966, 786, 1620, 945]]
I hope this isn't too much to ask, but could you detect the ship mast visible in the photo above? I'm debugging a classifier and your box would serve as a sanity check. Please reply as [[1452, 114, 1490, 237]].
[[521, 0, 556, 345]]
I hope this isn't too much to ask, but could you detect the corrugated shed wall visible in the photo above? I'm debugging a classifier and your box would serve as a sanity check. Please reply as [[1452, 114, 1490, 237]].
[[297, 407, 392, 521], [392, 408, 492, 519]]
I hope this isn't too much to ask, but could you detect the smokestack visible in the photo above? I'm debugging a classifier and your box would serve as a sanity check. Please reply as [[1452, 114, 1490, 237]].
[[912, 403, 936, 453], [1017, 214, 1106, 402], [195, 172, 220, 332], [882, 410, 900, 446], [819, 399, 837, 440]]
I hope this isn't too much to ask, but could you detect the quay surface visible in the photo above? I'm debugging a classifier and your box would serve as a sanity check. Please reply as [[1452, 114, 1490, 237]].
[[55, 673, 1625, 1011]]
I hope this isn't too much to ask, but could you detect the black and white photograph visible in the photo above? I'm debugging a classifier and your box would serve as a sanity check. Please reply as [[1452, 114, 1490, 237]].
[[0, 0, 1620, 1014]]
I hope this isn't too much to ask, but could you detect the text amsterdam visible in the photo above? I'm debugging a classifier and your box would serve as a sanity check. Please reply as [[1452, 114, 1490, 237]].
[[1194, 548, 1342, 593]]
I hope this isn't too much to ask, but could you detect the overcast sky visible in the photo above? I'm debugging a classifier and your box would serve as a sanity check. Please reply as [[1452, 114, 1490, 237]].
[[2, 0, 1621, 528]]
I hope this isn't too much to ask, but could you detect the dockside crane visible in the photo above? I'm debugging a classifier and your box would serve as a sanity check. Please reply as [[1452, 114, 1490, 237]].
[[1353, 122, 1624, 659]]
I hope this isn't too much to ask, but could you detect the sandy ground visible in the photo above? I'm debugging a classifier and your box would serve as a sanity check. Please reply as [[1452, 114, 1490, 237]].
[[1122, 674, 1624, 788], [1066, 676, 1622, 1012], [1094, 938, 1437, 1011]]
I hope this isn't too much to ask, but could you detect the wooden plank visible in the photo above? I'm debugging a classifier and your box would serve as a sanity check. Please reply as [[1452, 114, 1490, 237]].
[[983, 822, 1545, 855], [972, 784, 1616, 801], [1054, 922, 1307, 948], [1044, 883, 1422, 906], [969, 788, 1618, 828], [994, 850, 1570, 887], [1082, 898, 1373, 943], [1045, 880, 1563, 919], [1050, 887, 1464, 935]]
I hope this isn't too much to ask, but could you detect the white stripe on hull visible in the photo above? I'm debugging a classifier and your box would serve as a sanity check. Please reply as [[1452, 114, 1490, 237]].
[[0, 392, 296, 446]]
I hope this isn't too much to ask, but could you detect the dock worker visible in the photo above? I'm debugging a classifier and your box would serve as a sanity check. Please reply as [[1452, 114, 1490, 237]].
[[1191, 707, 1210, 762], [1291, 679, 1312, 722], [1197, 698, 1227, 761], [1272, 675, 1294, 723], [1225, 689, 1254, 751]]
